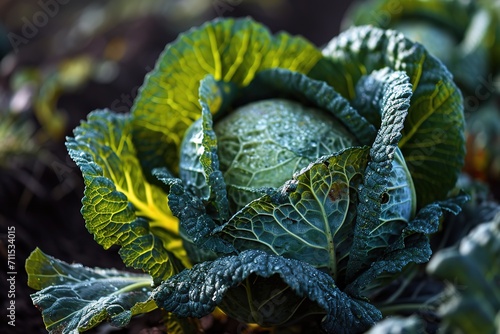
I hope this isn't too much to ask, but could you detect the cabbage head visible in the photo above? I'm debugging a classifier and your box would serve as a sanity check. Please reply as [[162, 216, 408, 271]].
[[27, 18, 468, 334]]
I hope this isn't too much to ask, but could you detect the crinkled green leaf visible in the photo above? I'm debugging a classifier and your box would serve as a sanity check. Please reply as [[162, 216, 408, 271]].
[[349, 234, 433, 302], [312, 25, 465, 207], [197, 76, 230, 221], [403, 192, 469, 236], [66, 110, 188, 283], [152, 249, 382, 334], [351, 67, 415, 130], [243, 68, 377, 146], [427, 214, 500, 334], [218, 147, 370, 282], [26, 248, 156, 334], [153, 168, 235, 262], [346, 193, 468, 297], [350, 69, 387, 127], [347, 69, 413, 279], [131, 17, 323, 174], [179, 76, 236, 211]]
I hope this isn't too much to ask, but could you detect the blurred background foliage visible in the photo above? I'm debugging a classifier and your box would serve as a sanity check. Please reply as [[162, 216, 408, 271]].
[[0, 0, 499, 333], [344, 0, 500, 200]]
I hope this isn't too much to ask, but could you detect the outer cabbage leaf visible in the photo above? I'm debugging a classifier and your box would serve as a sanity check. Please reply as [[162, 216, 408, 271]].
[[218, 146, 370, 282], [427, 214, 500, 334], [347, 70, 413, 279], [153, 167, 235, 262], [131, 17, 323, 174], [344, 192, 468, 297], [66, 110, 188, 283], [26, 248, 156, 334], [180, 75, 229, 221], [152, 249, 382, 334], [313, 25, 465, 207]]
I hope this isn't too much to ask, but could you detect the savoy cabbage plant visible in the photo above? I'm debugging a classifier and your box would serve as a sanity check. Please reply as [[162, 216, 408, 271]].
[[26, 18, 469, 333]]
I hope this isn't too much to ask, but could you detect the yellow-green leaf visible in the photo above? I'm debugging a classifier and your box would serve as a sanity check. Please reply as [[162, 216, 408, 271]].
[[314, 25, 465, 207], [66, 110, 189, 283], [26, 248, 157, 334], [131, 17, 323, 174]]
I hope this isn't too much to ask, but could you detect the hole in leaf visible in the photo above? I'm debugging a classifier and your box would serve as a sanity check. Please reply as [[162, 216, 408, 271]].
[[381, 192, 390, 204]]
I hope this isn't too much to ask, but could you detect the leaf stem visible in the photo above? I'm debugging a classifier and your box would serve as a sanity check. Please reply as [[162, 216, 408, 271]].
[[115, 181, 179, 235], [383, 268, 417, 304], [111, 277, 153, 296]]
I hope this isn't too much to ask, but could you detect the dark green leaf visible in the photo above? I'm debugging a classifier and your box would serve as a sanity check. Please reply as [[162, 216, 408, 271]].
[[66, 110, 188, 283], [197, 75, 230, 221], [346, 234, 431, 298], [346, 193, 467, 297], [351, 67, 414, 128], [434, 175, 500, 250], [347, 70, 413, 279], [218, 147, 370, 282], [312, 25, 465, 207], [179, 76, 235, 212], [152, 249, 381, 334], [245, 68, 377, 146], [26, 248, 156, 334], [153, 168, 235, 261]]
